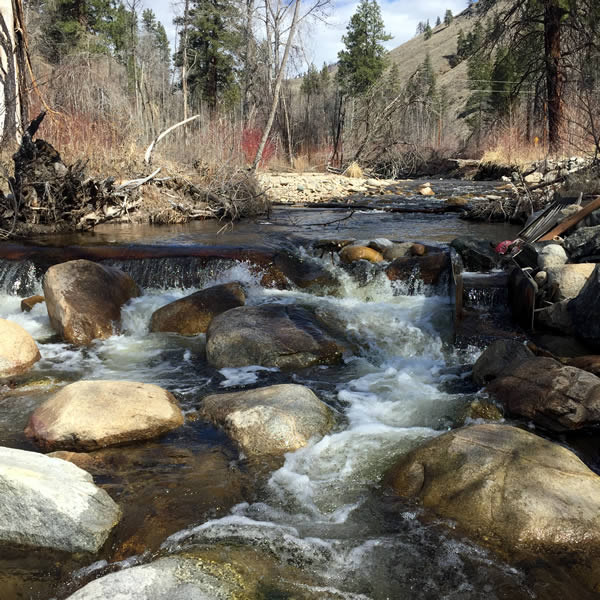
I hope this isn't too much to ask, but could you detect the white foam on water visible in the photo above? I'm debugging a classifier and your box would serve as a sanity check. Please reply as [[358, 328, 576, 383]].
[[218, 365, 279, 388]]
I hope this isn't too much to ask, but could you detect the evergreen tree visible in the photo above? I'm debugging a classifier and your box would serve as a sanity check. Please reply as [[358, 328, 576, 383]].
[[176, 0, 241, 110], [436, 16, 441, 27], [424, 20, 432, 40], [337, 0, 391, 96], [444, 9, 453, 25]]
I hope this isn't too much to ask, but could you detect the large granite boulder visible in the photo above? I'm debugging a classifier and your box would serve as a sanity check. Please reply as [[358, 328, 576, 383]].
[[385, 424, 600, 555], [546, 263, 595, 301], [472, 339, 534, 386], [25, 380, 184, 451], [0, 446, 120, 553], [150, 282, 246, 335], [450, 237, 497, 272], [200, 384, 333, 456], [43, 260, 140, 346], [486, 357, 600, 431], [0, 318, 41, 378], [568, 265, 600, 349], [206, 304, 344, 369]]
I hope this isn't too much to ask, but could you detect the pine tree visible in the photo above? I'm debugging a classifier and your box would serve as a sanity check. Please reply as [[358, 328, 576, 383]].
[[337, 0, 391, 96], [436, 16, 441, 27], [424, 21, 433, 40], [444, 9, 453, 25], [176, 0, 241, 110]]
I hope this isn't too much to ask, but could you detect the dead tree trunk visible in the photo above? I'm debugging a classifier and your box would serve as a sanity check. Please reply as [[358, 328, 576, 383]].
[[250, 0, 301, 172], [0, 0, 27, 145]]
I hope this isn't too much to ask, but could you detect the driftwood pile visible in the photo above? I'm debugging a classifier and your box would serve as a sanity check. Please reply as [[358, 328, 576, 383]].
[[0, 112, 268, 239]]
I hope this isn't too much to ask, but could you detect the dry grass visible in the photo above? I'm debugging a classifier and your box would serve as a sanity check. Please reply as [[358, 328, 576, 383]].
[[343, 162, 363, 178]]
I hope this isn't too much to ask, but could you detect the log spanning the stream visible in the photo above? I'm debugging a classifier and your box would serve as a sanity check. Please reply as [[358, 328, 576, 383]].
[[290, 202, 466, 215]]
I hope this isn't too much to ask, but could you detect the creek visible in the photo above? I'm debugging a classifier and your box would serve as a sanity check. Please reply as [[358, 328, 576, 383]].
[[1, 188, 585, 599]]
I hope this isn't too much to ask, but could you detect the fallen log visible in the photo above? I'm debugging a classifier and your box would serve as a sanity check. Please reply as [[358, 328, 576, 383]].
[[292, 202, 466, 214]]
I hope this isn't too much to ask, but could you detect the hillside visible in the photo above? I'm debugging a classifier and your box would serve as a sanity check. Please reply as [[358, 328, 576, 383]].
[[387, 6, 481, 142]]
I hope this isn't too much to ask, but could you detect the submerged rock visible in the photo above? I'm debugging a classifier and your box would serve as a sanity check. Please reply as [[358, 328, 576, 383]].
[[486, 357, 600, 431], [150, 282, 246, 335], [472, 339, 534, 386], [206, 304, 344, 370], [43, 259, 140, 346], [0, 318, 41, 378], [25, 380, 184, 451], [0, 446, 120, 553], [385, 424, 600, 555], [200, 384, 333, 456]]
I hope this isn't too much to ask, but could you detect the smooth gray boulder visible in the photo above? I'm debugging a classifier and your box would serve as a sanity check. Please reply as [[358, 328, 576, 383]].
[[200, 384, 333, 456], [486, 357, 600, 431], [536, 300, 574, 334], [206, 304, 343, 369], [385, 424, 600, 556], [0, 446, 120, 553], [65, 556, 237, 600], [0, 318, 41, 378], [472, 339, 534, 386], [564, 225, 600, 261]]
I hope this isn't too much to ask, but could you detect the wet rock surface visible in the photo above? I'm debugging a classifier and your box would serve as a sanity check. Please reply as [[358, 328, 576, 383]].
[[25, 380, 184, 451], [385, 424, 600, 556], [487, 357, 600, 431], [450, 237, 497, 272], [43, 259, 140, 345], [472, 339, 534, 386], [0, 318, 41, 378], [0, 447, 120, 553], [150, 282, 246, 335], [206, 304, 344, 369], [200, 384, 333, 456]]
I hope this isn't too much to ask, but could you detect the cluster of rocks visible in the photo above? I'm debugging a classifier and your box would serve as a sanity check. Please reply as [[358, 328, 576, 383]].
[[519, 156, 589, 185]]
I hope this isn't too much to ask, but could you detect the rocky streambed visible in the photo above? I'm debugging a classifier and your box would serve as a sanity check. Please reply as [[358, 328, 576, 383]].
[[1, 197, 600, 599]]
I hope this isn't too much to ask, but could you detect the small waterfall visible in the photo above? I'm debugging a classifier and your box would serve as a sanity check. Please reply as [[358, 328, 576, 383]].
[[461, 272, 509, 311], [104, 257, 243, 290], [0, 260, 44, 296]]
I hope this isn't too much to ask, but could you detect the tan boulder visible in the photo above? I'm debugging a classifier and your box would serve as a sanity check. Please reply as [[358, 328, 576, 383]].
[[385, 424, 600, 556], [25, 380, 184, 451], [20, 295, 45, 312], [546, 263, 596, 301], [339, 245, 384, 264], [200, 384, 333, 456], [150, 282, 246, 335], [486, 357, 600, 431], [43, 260, 140, 346], [0, 318, 41, 378]]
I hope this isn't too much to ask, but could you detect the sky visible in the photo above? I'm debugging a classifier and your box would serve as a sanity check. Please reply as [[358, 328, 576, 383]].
[[145, 0, 468, 70]]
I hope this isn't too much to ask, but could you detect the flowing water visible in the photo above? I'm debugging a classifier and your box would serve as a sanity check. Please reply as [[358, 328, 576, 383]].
[[0, 193, 585, 599]]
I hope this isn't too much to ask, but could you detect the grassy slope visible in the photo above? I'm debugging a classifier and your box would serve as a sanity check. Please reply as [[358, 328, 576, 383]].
[[386, 6, 480, 141]]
